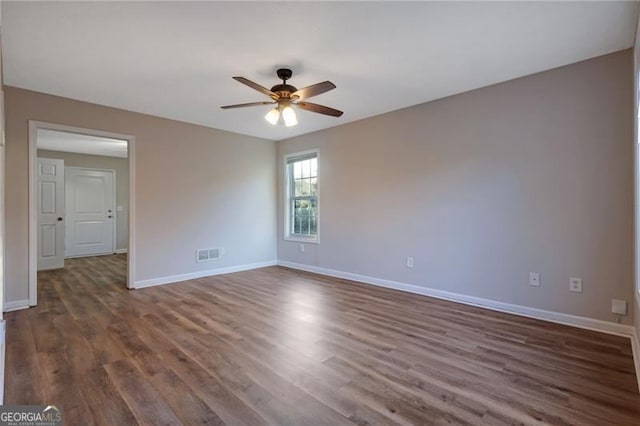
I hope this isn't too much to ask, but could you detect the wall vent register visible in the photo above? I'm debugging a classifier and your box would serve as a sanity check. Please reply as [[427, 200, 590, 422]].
[[196, 247, 224, 263]]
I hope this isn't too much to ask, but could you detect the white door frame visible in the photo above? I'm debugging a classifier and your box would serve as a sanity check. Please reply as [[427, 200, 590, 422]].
[[28, 121, 136, 305], [64, 166, 117, 259]]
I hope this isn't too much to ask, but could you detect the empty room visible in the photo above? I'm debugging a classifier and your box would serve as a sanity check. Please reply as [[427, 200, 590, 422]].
[[0, 1, 639, 425]]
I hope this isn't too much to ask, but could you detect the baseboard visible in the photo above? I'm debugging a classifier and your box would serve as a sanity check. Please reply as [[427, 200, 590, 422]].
[[134, 260, 278, 289], [277, 261, 635, 338], [633, 292, 640, 392], [631, 328, 640, 393], [3, 299, 30, 313], [115, 249, 128, 254], [0, 319, 5, 404]]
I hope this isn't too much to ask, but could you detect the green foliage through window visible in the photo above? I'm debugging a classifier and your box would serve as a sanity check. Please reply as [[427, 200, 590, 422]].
[[288, 155, 318, 237]]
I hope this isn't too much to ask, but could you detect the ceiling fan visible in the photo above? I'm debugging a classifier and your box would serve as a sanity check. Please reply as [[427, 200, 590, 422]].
[[221, 68, 343, 127]]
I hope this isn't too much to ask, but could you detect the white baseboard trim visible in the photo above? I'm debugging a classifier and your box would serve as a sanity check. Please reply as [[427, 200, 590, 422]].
[[633, 292, 640, 392], [134, 260, 278, 289], [3, 299, 30, 313], [115, 249, 128, 254], [631, 329, 640, 393], [0, 319, 5, 404], [277, 261, 635, 338]]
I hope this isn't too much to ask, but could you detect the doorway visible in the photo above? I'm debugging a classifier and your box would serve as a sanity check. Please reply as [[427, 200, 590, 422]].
[[29, 121, 136, 306]]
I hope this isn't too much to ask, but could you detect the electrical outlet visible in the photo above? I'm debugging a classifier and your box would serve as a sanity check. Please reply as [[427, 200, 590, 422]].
[[569, 277, 583, 293], [529, 272, 540, 287], [406, 257, 414, 268], [611, 299, 627, 315], [299, 244, 305, 253]]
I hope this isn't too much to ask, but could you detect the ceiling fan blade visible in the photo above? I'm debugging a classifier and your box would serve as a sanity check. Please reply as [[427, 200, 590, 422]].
[[296, 102, 343, 117], [233, 77, 277, 98], [291, 81, 336, 100], [221, 101, 275, 109]]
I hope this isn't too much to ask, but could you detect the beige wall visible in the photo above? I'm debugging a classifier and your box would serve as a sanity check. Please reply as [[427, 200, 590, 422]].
[[36, 149, 129, 251], [278, 50, 634, 325], [634, 20, 640, 348], [5, 87, 277, 304], [0, 7, 4, 320]]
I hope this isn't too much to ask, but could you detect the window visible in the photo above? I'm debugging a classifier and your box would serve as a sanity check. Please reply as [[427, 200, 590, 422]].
[[285, 151, 318, 242]]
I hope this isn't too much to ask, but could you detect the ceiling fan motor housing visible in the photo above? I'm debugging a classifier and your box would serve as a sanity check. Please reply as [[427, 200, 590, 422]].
[[270, 84, 298, 98], [271, 68, 298, 99], [272, 69, 297, 98]]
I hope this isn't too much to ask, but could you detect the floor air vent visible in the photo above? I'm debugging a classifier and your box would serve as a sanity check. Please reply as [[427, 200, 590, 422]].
[[196, 248, 223, 263]]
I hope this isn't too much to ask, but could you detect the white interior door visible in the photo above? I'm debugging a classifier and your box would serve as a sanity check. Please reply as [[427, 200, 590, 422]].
[[37, 158, 65, 270], [65, 168, 115, 257]]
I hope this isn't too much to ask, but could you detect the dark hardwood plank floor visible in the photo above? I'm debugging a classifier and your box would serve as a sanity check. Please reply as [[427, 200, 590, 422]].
[[5, 254, 640, 425]]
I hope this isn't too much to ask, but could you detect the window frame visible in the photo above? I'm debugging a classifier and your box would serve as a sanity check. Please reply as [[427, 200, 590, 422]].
[[284, 149, 320, 244]]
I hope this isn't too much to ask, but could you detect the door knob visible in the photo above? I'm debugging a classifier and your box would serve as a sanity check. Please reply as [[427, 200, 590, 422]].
[[108, 215, 113, 219], [57, 217, 63, 221]]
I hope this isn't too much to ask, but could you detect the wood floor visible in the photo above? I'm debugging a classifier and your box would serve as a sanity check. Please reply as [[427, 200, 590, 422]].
[[5, 255, 640, 425]]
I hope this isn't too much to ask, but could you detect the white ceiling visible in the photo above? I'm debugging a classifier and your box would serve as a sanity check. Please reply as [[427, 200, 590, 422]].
[[3, 2, 638, 141], [37, 129, 128, 158]]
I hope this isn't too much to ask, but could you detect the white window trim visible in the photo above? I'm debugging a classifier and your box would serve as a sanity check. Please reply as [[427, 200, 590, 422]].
[[284, 149, 320, 244]]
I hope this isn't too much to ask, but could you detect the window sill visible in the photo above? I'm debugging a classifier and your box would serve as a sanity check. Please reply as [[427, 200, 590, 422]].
[[284, 235, 319, 244]]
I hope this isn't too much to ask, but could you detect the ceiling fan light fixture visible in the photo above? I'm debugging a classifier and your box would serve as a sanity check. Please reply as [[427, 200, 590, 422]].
[[282, 105, 298, 127], [265, 107, 280, 125], [222, 68, 342, 126]]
